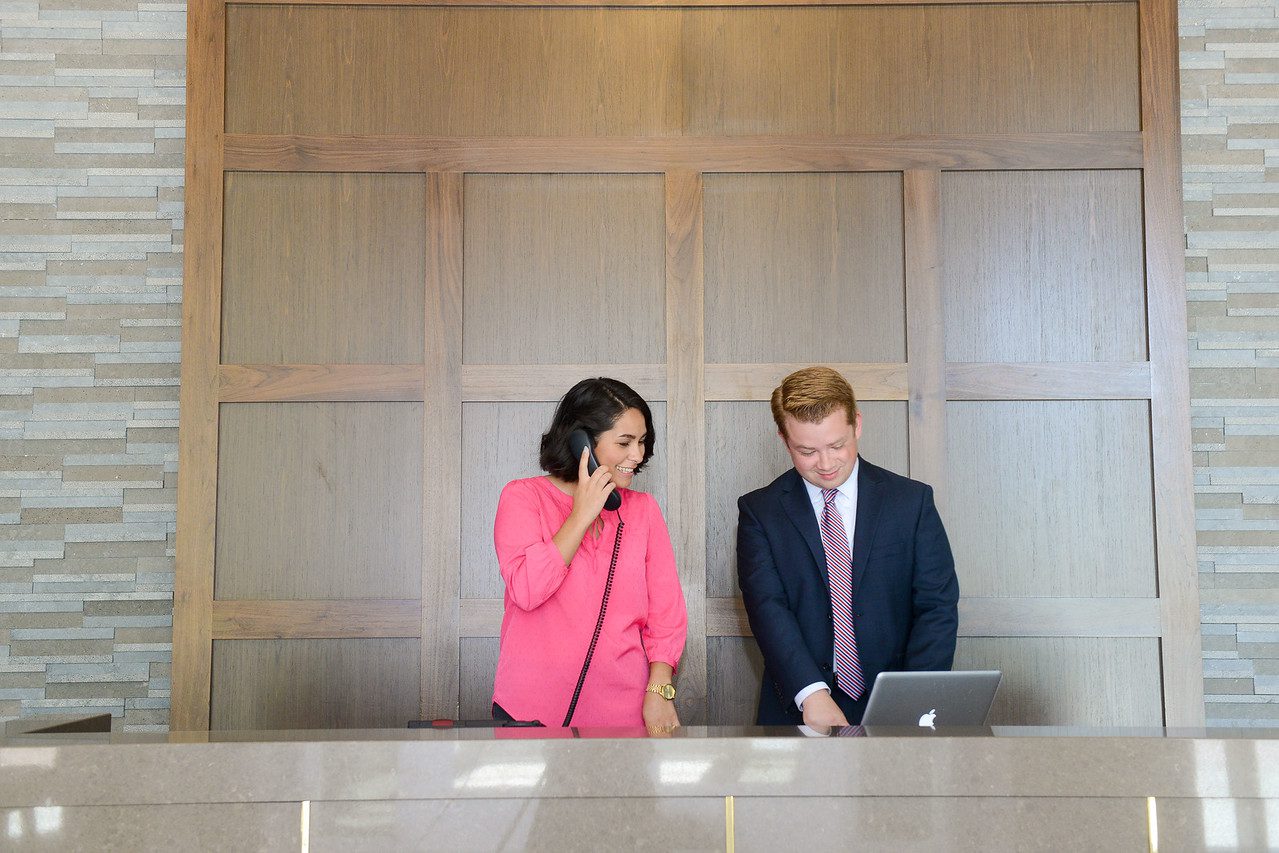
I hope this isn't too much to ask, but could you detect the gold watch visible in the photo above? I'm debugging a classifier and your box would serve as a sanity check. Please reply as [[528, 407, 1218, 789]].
[[646, 683, 676, 700]]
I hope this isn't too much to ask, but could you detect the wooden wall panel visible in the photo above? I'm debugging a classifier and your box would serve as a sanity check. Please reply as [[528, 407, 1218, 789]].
[[421, 171, 464, 720], [173, 0, 225, 732], [210, 638, 421, 730], [941, 170, 1147, 363], [462, 174, 666, 365], [703, 173, 905, 364], [227, 6, 1137, 137], [955, 638, 1163, 726], [180, 0, 1197, 730], [945, 401, 1156, 598], [707, 637, 765, 726], [215, 403, 423, 600], [459, 638, 500, 720], [221, 172, 426, 364], [687, 5, 1138, 135], [460, 402, 670, 600], [705, 401, 908, 599], [225, 7, 681, 136]]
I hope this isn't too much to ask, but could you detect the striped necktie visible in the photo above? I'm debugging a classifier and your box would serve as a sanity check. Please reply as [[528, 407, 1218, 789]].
[[821, 488, 865, 700]]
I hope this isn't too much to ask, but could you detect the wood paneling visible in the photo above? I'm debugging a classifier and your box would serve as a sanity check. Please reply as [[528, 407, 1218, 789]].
[[945, 401, 1156, 598], [217, 364, 669, 403], [685, 5, 1138, 135], [954, 638, 1163, 726], [227, 6, 1136, 137], [216, 361, 1155, 405], [225, 7, 682, 137], [703, 172, 905, 364], [172, 0, 225, 732], [683, 8, 841, 136], [904, 170, 946, 495], [224, 132, 1144, 174], [459, 599, 504, 637], [461, 364, 666, 402], [707, 637, 764, 725], [212, 600, 422, 639], [234, 0, 1130, 7], [705, 401, 908, 598], [219, 364, 424, 403], [665, 170, 708, 722], [215, 403, 423, 600], [463, 174, 666, 365], [210, 639, 421, 730], [220, 172, 426, 364], [705, 363, 907, 402], [179, 0, 1197, 731], [941, 170, 1147, 363], [460, 402, 553, 601], [460, 402, 669, 600], [959, 597, 1161, 638], [1141, 0, 1204, 728], [459, 638, 500, 720], [945, 363, 1152, 401], [422, 172, 464, 719]]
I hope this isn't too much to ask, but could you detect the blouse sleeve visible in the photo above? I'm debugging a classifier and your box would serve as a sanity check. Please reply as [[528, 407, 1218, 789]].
[[640, 495, 688, 670], [493, 480, 572, 612]]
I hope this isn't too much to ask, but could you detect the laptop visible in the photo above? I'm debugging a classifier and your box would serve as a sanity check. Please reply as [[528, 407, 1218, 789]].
[[860, 670, 1002, 728]]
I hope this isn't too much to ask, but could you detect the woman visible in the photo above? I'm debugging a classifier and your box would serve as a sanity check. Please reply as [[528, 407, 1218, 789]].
[[492, 377, 687, 728]]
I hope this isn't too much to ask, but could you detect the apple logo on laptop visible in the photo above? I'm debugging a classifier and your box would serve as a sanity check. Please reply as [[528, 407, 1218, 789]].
[[918, 709, 937, 729]]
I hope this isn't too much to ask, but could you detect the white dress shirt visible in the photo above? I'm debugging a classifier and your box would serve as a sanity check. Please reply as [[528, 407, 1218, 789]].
[[794, 458, 859, 712]]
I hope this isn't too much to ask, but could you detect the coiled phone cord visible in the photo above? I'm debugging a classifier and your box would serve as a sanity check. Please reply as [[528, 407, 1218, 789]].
[[562, 513, 624, 727]]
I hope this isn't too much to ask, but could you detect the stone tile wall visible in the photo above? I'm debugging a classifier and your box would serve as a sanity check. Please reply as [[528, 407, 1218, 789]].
[[0, 0, 183, 731], [1181, 0, 1279, 726], [0, 0, 1274, 730]]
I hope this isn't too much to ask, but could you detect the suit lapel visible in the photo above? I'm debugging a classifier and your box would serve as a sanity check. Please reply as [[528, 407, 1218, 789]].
[[851, 458, 883, 595], [778, 469, 827, 583]]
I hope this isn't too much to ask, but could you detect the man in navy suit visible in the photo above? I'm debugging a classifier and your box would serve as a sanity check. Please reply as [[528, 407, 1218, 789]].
[[737, 367, 960, 727]]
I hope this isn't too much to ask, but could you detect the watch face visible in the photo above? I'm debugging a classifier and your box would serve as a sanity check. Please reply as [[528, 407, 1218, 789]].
[[661, 685, 676, 700]]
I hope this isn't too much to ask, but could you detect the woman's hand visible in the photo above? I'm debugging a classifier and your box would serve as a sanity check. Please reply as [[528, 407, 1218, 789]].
[[567, 446, 617, 525], [643, 691, 679, 731], [643, 661, 679, 732], [550, 447, 618, 566]]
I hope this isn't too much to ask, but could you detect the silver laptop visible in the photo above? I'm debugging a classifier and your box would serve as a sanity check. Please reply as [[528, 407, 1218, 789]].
[[861, 670, 1002, 727]]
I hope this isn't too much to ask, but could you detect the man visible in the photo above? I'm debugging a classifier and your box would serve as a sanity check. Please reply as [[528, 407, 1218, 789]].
[[737, 366, 959, 727]]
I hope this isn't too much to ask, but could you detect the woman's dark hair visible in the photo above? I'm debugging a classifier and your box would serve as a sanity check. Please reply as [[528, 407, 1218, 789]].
[[539, 377, 656, 481]]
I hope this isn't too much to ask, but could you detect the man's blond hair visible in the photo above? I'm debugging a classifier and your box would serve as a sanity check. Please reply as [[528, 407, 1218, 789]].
[[770, 366, 859, 438]]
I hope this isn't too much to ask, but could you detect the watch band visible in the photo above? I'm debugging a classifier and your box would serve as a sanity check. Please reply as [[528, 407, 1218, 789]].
[[646, 683, 676, 700]]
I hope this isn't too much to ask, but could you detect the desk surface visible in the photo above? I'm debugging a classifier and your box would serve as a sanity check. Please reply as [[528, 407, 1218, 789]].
[[3, 724, 1277, 851], [3, 724, 1279, 803]]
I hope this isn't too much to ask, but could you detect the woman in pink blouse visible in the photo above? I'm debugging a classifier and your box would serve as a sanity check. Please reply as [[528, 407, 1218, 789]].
[[492, 378, 688, 729]]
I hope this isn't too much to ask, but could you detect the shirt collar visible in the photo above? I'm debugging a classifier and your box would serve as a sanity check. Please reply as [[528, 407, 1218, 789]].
[[800, 457, 860, 505]]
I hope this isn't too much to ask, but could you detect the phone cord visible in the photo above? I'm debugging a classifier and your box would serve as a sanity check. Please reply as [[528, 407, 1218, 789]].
[[562, 515, 624, 727]]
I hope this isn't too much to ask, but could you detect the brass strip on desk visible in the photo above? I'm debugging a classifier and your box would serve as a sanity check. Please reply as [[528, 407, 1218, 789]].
[[725, 795, 735, 853]]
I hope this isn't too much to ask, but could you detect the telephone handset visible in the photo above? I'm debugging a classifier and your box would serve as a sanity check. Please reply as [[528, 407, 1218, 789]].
[[568, 428, 622, 511]]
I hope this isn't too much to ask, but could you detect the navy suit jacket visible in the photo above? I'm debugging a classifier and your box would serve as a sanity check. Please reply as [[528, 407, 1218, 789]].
[[737, 459, 959, 725]]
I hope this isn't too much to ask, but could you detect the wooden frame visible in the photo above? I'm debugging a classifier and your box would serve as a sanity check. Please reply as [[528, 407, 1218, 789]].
[[178, 0, 1200, 729]]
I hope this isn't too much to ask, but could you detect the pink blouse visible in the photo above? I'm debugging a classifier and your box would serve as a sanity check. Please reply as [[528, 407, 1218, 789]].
[[492, 476, 687, 727]]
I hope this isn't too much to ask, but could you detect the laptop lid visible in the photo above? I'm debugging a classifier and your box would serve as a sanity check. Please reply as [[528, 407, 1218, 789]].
[[860, 670, 1002, 727]]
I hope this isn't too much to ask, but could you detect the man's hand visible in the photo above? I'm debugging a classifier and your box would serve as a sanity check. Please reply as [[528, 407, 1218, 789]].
[[801, 689, 849, 728]]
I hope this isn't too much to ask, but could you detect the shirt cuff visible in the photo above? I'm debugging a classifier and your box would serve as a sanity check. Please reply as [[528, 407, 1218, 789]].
[[795, 681, 830, 711]]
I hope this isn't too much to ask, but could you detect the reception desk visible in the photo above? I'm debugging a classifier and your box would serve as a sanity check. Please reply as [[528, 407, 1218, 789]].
[[2, 722, 1278, 851]]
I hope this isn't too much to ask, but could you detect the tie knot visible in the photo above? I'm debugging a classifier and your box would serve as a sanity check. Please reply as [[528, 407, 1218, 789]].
[[822, 488, 839, 506]]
